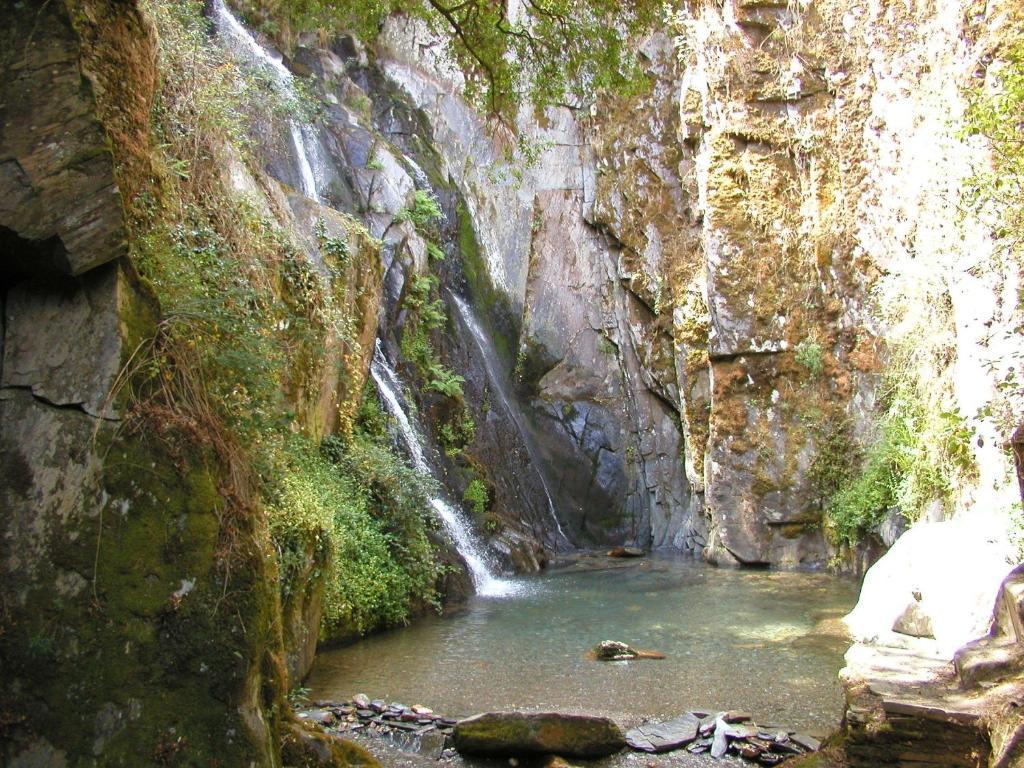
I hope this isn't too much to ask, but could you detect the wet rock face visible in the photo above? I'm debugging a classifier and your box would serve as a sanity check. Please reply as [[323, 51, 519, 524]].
[[375, 22, 701, 553]]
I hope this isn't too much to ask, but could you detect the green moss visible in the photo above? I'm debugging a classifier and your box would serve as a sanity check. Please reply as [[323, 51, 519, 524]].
[[1, 422, 281, 766], [266, 433, 442, 641], [280, 720, 380, 767]]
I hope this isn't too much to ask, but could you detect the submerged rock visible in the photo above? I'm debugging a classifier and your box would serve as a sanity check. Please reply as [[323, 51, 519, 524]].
[[453, 712, 626, 758], [543, 757, 584, 768], [607, 546, 645, 558], [595, 640, 638, 660]]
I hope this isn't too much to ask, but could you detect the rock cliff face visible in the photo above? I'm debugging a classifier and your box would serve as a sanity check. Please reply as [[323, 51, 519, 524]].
[[2, 0, 1023, 762], [1, 2, 381, 765], [372, 0, 1023, 567], [664, 0, 1022, 564], [376, 21, 704, 552]]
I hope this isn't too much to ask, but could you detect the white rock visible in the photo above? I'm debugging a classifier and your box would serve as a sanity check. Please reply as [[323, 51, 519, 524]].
[[845, 518, 1017, 657]]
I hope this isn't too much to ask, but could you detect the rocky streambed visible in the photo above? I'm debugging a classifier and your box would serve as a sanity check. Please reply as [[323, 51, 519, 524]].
[[298, 697, 825, 767]]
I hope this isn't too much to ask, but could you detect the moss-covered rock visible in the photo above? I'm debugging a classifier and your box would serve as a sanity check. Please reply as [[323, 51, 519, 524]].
[[454, 712, 626, 759], [280, 719, 380, 767]]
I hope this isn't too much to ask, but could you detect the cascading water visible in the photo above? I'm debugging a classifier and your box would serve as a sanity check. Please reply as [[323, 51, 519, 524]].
[[370, 342, 521, 598], [211, 0, 321, 201], [400, 152, 432, 190], [451, 295, 572, 548]]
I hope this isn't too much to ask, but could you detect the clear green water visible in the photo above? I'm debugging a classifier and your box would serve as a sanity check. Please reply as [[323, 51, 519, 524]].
[[307, 556, 859, 736]]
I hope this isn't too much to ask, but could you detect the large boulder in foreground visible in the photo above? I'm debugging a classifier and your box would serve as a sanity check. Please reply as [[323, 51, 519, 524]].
[[453, 712, 626, 758]]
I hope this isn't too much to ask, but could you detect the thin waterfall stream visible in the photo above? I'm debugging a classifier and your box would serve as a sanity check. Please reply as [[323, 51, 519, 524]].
[[211, 0, 321, 201], [370, 342, 522, 598], [451, 295, 571, 548]]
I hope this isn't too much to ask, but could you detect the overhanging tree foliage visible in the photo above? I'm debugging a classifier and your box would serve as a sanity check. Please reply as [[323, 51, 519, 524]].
[[267, 0, 663, 123]]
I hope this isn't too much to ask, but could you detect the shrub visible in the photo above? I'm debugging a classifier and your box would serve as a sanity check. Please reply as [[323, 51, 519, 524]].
[[822, 383, 976, 546], [463, 478, 490, 518], [794, 340, 825, 377], [265, 434, 441, 637]]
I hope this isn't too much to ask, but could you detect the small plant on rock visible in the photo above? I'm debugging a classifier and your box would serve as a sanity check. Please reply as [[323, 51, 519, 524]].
[[795, 340, 825, 377], [463, 478, 490, 518], [396, 189, 443, 232]]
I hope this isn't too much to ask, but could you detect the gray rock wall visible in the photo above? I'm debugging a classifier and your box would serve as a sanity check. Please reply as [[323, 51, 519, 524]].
[[372, 0, 1023, 566], [375, 20, 702, 552]]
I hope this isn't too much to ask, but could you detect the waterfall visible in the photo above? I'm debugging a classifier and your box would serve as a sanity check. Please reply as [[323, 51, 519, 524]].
[[211, 0, 321, 201], [451, 296, 572, 547], [400, 152, 432, 190], [370, 342, 521, 598]]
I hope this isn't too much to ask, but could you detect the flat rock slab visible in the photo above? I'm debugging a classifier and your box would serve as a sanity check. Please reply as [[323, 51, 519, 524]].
[[453, 712, 625, 758], [626, 713, 699, 752]]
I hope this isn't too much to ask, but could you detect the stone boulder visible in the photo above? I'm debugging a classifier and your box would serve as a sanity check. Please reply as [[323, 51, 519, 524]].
[[844, 518, 1018, 657], [607, 546, 645, 558], [892, 598, 935, 638], [625, 714, 700, 752], [453, 712, 625, 758], [595, 640, 639, 660]]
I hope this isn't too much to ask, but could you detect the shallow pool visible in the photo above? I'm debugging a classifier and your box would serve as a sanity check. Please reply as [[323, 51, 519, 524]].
[[307, 555, 859, 737]]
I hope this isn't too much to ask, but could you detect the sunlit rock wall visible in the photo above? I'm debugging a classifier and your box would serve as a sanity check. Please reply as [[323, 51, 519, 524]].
[[671, 0, 1023, 565]]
